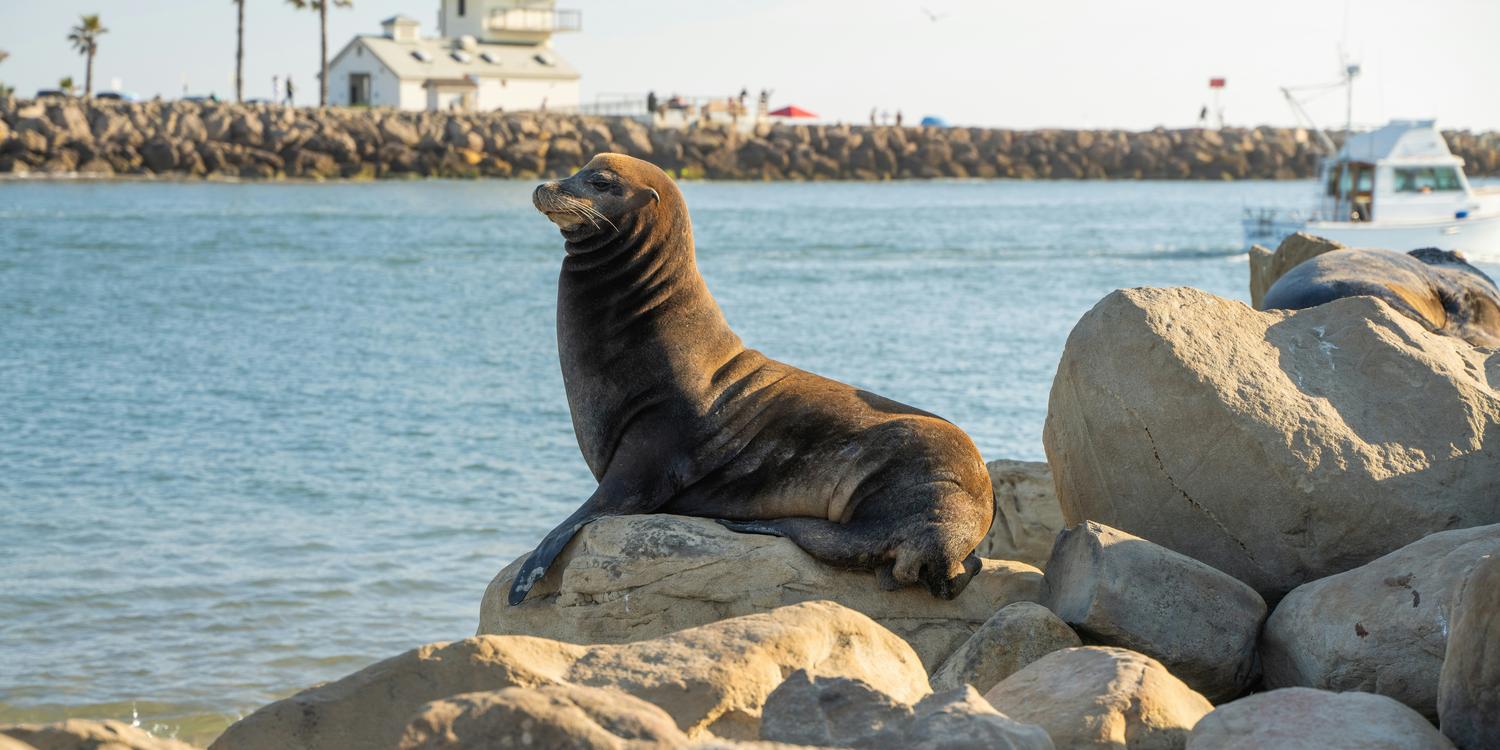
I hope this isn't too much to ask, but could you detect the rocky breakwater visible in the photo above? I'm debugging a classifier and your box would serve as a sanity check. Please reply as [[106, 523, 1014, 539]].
[[6, 98, 1500, 181]]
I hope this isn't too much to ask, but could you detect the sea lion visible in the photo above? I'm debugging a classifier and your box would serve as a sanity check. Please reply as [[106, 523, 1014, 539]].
[[511, 153, 993, 604], [1261, 247, 1500, 347]]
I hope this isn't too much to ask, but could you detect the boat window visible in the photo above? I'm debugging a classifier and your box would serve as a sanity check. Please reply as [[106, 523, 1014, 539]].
[[1394, 167, 1462, 192]]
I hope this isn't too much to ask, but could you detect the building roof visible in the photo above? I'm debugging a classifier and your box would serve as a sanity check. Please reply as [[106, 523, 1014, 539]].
[[1338, 120, 1457, 164], [341, 34, 580, 82], [381, 14, 418, 24]]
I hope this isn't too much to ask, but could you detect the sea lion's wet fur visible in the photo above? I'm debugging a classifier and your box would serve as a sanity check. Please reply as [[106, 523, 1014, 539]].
[[1261, 247, 1500, 347], [510, 154, 993, 604]]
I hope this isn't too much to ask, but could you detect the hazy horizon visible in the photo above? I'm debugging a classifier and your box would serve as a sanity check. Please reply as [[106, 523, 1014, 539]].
[[2, 0, 1498, 131]]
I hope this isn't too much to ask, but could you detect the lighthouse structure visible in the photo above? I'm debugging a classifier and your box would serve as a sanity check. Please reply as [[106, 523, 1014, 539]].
[[326, 0, 581, 112]]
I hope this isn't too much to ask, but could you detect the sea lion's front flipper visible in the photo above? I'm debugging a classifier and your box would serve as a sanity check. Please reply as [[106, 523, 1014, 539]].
[[507, 474, 666, 606]]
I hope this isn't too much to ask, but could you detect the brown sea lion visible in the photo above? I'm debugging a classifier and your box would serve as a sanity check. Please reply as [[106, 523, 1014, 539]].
[[510, 153, 993, 604], [1261, 247, 1500, 347]]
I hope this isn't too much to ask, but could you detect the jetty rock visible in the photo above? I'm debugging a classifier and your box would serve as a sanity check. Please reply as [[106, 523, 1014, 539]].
[[1186, 688, 1455, 750], [1438, 552, 1500, 750], [983, 646, 1213, 750], [928, 602, 1081, 695], [396, 684, 689, 750], [1044, 286, 1500, 602], [1247, 232, 1346, 308], [1261, 523, 1500, 720], [759, 671, 1053, 749], [0, 720, 200, 750], [1041, 521, 1265, 702], [977, 460, 1064, 569], [210, 601, 927, 749], [479, 514, 1043, 670]]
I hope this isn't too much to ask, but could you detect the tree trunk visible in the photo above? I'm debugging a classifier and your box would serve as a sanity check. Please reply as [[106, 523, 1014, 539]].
[[235, 0, 245, 102], [318, 2, 328, 106], [85, 48, 94, 97]]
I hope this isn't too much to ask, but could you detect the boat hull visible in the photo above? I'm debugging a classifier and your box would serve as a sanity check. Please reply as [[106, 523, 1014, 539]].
[[1245, 212, 1500, 258]]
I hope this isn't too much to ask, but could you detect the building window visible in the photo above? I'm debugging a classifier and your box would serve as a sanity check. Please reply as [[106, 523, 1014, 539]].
[[349, 73, 371, 106], [458, 0, 466, 16]]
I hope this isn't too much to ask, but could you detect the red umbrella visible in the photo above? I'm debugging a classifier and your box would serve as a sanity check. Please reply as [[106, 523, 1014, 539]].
[[768, 105, 818, 118]]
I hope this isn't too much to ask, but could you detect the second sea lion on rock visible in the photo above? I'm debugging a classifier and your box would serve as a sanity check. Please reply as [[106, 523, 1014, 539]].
[[1261, 246, 1500, 347], [511, 153, 993, 604]]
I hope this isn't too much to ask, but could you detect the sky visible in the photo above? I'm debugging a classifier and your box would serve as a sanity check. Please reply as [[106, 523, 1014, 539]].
[[2, 0, 1498, 131]]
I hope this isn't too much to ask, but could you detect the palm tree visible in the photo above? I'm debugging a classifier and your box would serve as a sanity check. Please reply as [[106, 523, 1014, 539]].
[[67, 14, 108, 97], [286, 0, 352, 107], [232, 0, 245, 102]]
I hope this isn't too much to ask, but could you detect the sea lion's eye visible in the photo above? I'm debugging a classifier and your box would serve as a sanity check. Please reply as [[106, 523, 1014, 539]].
[[589, 177, 614, 192]]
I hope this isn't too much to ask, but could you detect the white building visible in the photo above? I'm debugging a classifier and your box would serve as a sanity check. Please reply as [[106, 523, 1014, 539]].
[[327, 0, 581, 112]]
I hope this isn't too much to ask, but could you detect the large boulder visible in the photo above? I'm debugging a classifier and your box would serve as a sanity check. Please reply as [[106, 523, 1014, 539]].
[[928, 602, 1079, 694], [759, 671, 1053, 749], [1248, 232, 1345, 308], [1187, 688, 1455, 750], [1261, 524, 1500, 719], [0, 720, 199, 750], [1042, 521, 1265, 702], [1044, 287, 1500, 601], [397, 684, 689, 750], [480, 514, 1043, 669], [210, 601, 927, 749], [983, 647, 1212, 750], [978, 460, 1064, 568], [1439, 554, 1500, 750]]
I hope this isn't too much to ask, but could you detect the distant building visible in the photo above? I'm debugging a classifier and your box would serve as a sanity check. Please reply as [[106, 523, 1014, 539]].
[[327, 0, 581, 112]]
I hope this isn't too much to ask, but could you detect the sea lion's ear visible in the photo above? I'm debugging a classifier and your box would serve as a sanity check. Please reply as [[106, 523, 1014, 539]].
[[647, 188, 660, 204]]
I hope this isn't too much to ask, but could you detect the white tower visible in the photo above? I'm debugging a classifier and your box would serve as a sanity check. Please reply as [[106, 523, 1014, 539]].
[[438, 0, 581, 47]]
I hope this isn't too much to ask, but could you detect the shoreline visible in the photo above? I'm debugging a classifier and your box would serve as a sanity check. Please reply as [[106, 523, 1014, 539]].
[[7, 99, 1497, 183]]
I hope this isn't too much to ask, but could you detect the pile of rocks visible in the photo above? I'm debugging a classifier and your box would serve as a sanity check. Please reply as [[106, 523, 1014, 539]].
[[5, 98, 1498, 181], [6, 255, 1497, 749]]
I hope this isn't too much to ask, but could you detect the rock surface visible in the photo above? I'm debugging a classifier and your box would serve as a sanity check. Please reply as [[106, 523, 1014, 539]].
[[210, 601, 928, 749], [1187, 688, 1455, 750], [1247, 232, 1345, 308], [1041, 521, 1265, 701], [6, 100, 1499, 181], [978, 460, 1064, 568], [1261, 524, 1500, 719], [983, 646, 1212, 750], [1439, 553, 1500, 750], [0, 720, 200, 750], [1044, 287, 1500, 602], [479, 514, 1043, 670], [396, 684, 689, 750], [928, 602, 1080, 694], [760, 671, 1053, 749]]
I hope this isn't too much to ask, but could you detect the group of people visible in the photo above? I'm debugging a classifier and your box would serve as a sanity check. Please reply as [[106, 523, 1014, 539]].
[[869, 108, 904, 127], [270, 74, 296, 106], [645, 88, 773, 125]]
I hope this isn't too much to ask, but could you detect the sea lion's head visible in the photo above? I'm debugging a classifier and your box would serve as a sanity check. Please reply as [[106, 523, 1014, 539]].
[[533, 154, 675, 248]]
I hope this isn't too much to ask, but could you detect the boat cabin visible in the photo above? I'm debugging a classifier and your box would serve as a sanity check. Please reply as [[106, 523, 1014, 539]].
[[1319, 120, 1475, 223]]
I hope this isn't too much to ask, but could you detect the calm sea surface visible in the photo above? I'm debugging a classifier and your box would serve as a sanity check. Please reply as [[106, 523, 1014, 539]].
[[2, 177, 1495, 742]]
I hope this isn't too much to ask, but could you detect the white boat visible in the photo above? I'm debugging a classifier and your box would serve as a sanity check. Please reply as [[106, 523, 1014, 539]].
[[1243, 119, 1500, 254]]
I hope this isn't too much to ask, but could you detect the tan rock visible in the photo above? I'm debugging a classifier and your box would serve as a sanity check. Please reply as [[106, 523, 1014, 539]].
[[928, 602, 1080, 695], [1439, 553, 1500, 750], [984, 647, 1212, 750], [760, 671, 1053, 749], [1187, 688, 1454, 750], [1, 719, 200, 750], [1248, 232, 1346, 308], [479, 515, 1042, 670], [978, 460, 1064, 568], [1044, 287, 1500, 602], [0, 734, 36, 750], [210, 601, 927, 749], [397, 684, 688, 750], [1042, 521, 1265, 701], [1262, 524, 1500, 720]]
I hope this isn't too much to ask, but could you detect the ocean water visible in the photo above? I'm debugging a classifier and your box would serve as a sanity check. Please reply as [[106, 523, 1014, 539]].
[[2, 177, 1495, 743]]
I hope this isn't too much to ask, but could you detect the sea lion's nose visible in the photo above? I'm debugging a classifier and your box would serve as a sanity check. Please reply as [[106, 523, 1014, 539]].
[[532, 182, 559, 211]]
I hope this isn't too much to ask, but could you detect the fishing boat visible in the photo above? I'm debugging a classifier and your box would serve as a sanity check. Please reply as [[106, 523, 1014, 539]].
[[1243, 119, 1500, 253]]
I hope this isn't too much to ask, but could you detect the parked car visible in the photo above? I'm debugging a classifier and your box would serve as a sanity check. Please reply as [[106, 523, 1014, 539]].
[[35, 89, 69, 99]]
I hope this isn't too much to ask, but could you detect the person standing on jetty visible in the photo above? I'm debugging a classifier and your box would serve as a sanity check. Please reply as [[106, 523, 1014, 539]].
[[285, 75, 295, 106], [272, 75, 280, 103], [896, 110, 904, 127]]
